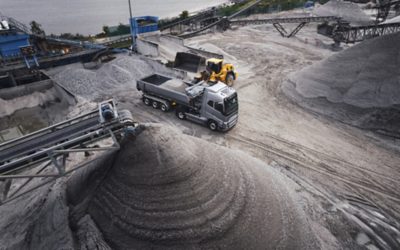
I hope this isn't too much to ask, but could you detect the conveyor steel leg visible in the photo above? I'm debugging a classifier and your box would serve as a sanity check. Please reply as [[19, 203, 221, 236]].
[[288, 22, 307, 38], [273, 23, 287, 37]]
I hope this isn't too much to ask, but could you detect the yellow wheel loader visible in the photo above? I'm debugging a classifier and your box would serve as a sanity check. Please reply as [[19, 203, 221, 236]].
[[174, 52, 238, 86]]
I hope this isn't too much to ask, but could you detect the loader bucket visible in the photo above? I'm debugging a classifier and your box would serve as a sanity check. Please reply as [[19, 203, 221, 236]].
[[174, 52, 206, 73]]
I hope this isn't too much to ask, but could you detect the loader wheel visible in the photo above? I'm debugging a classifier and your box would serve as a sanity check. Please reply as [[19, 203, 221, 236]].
[[208, 120, 218, 131], [160, 103, 169, 112], [226, 74, 235, 87], [143, 97, 151, 106], [152, 101, 159, 109]]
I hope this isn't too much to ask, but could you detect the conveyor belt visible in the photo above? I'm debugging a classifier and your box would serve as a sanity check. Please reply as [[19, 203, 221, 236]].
[[334, 22, 400, 43], [179, 0, 263, 39], [0, 102, 139, 205], [230, 16, 340, 26], [0, 116, 99, 164], [0, 110, 98, 151]]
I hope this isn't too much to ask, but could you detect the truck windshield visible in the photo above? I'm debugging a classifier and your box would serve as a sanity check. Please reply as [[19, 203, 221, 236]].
[[224, 93, 238, 116]]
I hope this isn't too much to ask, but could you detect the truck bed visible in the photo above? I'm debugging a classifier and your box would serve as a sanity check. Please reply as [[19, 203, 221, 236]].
[[137, 74, 191, 105]]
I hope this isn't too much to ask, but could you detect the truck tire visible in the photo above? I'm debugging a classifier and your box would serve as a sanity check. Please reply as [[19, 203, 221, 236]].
[[225, 73, 235, 87], [176, 109, 186, 120], [208, 120, 218, 131], [152, 101, 159, 109], [160, 103, 169, 112], [143, 97, 151, 106]]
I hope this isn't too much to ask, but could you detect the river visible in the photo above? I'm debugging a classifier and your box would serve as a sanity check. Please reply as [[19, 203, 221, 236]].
[[1, 0, 228, 35]]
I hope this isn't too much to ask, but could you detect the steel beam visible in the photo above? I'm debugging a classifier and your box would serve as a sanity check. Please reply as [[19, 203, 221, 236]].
[[231, 16, 340, 26]]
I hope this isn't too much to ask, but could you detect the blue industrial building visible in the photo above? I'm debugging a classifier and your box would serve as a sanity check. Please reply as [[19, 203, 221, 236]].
[[129, 16, 159, 49], [130, 16, 159, 38], [0, 33, 30, 58]]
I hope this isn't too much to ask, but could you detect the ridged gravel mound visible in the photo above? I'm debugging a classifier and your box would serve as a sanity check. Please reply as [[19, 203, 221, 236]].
[[282, 32, 400, 134], [313, 0, 372, 25], [69, 125, 319, 249]]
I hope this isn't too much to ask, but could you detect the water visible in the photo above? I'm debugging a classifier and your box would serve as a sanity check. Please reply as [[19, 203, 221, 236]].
[[1, 0, 228, 35]]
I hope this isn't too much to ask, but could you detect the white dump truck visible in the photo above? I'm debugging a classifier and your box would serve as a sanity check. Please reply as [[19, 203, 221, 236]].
[[137, 74, 238, 131]]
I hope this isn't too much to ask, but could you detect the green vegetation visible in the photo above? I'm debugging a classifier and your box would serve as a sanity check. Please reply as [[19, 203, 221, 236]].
[[218, 1, 250, 16], [108, 39, 132, 49], [180, 10, 189, 19], [101, 23, 130, 37], [30, 21, 45, 36]]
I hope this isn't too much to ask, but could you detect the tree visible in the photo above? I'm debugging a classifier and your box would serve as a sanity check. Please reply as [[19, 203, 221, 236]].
[[102, 25, 110, 35], [180, 10, 189, 20], [30, 21, 45, 36], [116, 23, 130, 35]]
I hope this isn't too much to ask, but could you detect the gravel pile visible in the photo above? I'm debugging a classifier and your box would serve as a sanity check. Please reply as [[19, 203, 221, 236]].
[[0, 88, 58, 118], [282, 32, 400, 134], [46, 54, 175, 101], [0, 179, 74, 249], [313, 0, 373, 25], [67, 124, 320, 249]]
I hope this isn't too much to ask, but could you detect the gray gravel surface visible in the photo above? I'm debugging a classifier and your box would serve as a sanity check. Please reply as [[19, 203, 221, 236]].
[[282, 32, 400, 134], [68, 124, 320, 249], [313, 0, 373, 25]]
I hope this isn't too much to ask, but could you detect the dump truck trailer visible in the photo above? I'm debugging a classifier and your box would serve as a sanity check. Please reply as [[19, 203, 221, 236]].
[[137, 74, 238, 131]]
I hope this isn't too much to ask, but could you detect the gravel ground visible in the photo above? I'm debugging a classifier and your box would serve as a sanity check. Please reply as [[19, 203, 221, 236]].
[[1, 8, 400, 250]]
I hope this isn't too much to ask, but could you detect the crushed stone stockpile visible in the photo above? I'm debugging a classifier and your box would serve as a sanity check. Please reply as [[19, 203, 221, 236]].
[[67, 124, 321, 249], [0, 88, 58, 118], [0, 179, 74, 249], [313, 0, 372, 25], [282, 32, 400, 133], [46, 54, 176, 101]]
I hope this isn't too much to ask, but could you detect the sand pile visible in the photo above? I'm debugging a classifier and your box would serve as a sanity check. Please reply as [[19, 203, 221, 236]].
[[282, 32, 400, 133], [67, 124, 320, 249], [314, 0, 372, 25]]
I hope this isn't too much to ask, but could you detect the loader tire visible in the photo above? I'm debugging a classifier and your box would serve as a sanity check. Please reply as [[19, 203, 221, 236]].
[[226, 73, 235, 87]]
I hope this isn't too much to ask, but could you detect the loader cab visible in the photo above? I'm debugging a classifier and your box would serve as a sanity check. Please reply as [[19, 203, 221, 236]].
[[207, 58, 223, 74]]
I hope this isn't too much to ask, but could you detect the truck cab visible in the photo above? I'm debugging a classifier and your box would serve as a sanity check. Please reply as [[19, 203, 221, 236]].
[[178, 82, 238, 131]]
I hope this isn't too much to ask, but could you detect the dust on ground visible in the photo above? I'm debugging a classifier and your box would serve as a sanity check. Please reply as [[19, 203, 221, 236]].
[[1, 6, 400, 250]]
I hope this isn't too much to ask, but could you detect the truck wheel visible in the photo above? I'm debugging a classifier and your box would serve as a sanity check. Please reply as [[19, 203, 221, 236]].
[[208, 120, 218, 131], [143, 97, 151, 106], [176, 110, 186, 120], [225, 74, 235, 87], [152, 101, 159, 109], [160, 103, 169, 112]]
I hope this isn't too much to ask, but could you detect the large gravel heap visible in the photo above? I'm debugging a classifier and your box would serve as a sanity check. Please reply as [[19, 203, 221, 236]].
[[313, 0, 372, 25], [67, 124, 319, 249], [282, 32, 400, 133], [46, 54, 177, 101]]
